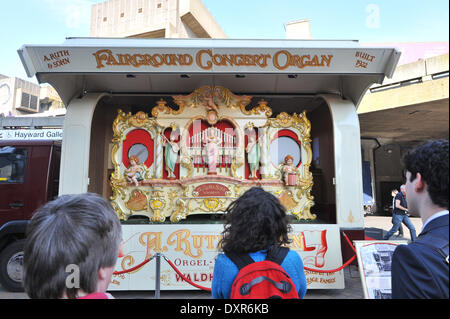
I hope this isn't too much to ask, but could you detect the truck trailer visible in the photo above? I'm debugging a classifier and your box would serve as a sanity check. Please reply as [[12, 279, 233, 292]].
[[12, 37, 400, 291]]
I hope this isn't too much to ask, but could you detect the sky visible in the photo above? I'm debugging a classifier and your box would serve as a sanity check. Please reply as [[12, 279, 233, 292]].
[[0, 0, 448, 83]]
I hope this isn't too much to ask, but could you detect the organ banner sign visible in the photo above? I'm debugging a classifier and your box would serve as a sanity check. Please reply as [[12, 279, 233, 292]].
[[21, 44, 393, 75], [110, 224, 344, 291]]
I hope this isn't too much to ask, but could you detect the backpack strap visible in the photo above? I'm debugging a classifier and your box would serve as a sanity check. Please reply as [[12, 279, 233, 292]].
[[415, 233, 449, 265], [226, 252, 255, 270], [226, 246, 290, 270], [265, 246, 290, 265]]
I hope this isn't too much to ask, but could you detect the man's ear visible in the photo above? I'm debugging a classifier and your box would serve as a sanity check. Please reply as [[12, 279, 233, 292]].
[[98, 267, 107, 281], [414, 172, 426, 192]]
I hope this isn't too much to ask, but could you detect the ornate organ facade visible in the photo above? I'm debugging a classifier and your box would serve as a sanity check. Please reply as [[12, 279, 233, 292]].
[[110, 86, 315, 222]]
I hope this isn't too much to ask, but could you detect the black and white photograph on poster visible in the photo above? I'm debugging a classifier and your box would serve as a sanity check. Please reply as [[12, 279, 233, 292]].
[[354, 240, 407, 299]]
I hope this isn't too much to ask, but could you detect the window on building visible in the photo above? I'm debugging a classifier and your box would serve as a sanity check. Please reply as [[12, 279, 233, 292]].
[[20, 92, 38, 110], [0, 147, 28, 184], [157, 3, 162, 8], [30, 95, 38, 110], [103, 17, 107, 22], [120, 12, 124, 18], [21, 92, 30, 108]]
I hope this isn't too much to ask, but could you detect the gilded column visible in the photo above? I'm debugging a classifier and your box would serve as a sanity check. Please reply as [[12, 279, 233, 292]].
[[155, 127, 163, 178]]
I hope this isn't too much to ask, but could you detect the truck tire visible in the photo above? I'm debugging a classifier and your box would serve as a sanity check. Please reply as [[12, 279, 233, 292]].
[[0, 240, 25, 292]]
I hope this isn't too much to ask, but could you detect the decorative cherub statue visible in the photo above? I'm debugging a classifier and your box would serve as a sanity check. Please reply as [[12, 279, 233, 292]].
[[125, 155, 144, 186], [281, 155, 298, 186], [203, 87, 219, 112]]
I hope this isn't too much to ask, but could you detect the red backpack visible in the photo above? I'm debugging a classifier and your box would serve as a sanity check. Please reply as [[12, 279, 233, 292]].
[[227, 246, 299, 299]]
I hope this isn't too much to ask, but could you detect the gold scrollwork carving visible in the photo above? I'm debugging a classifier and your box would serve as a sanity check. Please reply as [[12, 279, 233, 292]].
[[199, 198, 226, 212], [170, 199, 187, 223], [172, 85, 254, 113], [231, 157, 244, 178], [151, 98, 185, 117], [149, 190, 166, 222], [180, 156, 193, 178], [241, 99, 273, 117]]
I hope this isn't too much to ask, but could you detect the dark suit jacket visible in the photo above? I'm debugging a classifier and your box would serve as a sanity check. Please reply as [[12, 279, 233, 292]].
[[391, 214, 449, 299]]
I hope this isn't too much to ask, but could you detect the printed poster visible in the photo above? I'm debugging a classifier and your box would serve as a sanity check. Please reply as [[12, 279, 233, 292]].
[[354, 240, 407, 299]]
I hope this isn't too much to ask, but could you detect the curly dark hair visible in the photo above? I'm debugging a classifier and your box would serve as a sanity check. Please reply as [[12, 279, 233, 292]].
[[219, 187, 292, 254], [402, 139, 449, 209]]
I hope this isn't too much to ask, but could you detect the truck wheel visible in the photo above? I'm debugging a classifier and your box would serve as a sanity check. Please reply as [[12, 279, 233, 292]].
[[0, 240, 25, 292]]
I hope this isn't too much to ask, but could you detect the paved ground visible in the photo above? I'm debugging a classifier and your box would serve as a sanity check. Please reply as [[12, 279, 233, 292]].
[[0, 215, 423, 299]]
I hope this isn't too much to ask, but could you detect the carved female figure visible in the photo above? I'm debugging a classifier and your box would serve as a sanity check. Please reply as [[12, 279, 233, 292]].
[[162, 132, 180, 178], [246, 134, 260, 178], [204, 130, 222, 174]]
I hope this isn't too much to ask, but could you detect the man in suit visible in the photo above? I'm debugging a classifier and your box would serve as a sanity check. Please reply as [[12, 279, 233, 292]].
[[391, 139, 449, 299]]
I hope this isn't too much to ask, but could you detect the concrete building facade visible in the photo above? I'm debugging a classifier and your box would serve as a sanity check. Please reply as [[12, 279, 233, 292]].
[[0, 75, 65, 117], [358, 48, 449, 215], [0, 76, 40, 116], [90, 0, 227, 39]]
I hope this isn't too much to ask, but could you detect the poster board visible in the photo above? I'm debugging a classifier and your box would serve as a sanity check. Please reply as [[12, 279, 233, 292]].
[[354, 240, 407, 299]]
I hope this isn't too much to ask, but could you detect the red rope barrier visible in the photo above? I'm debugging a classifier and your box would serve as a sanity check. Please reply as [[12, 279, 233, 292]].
[[164, 257, 212, 292], [304, 255, 356, 273], [113, 257, 151, 275]]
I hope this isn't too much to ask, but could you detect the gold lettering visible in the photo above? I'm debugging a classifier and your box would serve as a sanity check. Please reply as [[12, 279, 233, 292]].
[[309, 55, 320, 66], [179, 54, 193, 66], [212, 54, 226, 66], [196, 49, 213, 70], [321, 54, 333, 67], [134, 54, 146, 67], [273, 50, 291, 70], [139, 232, 163, 258], [256, 54, 271, 67], [290, 233, 305, 250], [152, 54, 164, 67], [299, 55, 310, 68], [91, 49, 332, 71], [167, 229, 201, 258], [164, 54, 177, 66], [191, 235, 204, 258], [204, 235, 220, 250], [93, 49, 116, 69]]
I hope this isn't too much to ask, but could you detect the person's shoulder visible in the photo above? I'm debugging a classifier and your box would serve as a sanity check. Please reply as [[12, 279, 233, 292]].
[[393, 242, 413, 257], [392, 244, 422, 277], [393, 241, 429, 268], [215, 252, 239, 268], [216, 252, 230, 263], [284, 249, 303, 265], [77, 292, 112, 299]]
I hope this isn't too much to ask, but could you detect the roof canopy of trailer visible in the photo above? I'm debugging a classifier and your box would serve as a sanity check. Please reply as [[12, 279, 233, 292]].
[[18, 37, 400, 107]]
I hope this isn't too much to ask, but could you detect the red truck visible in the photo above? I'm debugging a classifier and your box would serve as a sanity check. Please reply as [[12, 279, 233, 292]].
[[0, 140, 61, 291]]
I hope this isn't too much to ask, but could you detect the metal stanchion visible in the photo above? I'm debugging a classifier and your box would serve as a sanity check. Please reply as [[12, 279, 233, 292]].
[[155, 253, 161, 299]]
